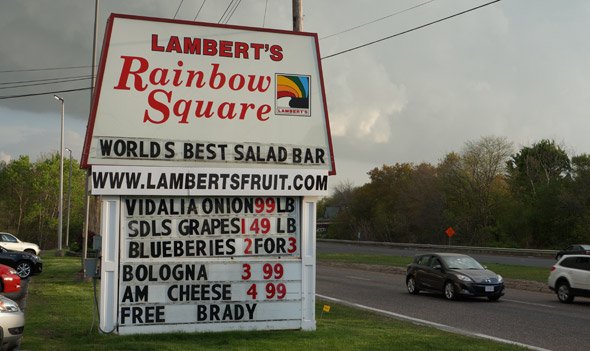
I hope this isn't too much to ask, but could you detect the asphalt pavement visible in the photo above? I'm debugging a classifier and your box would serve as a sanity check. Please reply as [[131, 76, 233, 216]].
[[317, 263, 589, 351]]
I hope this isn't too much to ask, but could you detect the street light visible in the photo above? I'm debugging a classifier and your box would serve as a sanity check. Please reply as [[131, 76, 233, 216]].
[[65, 147, 72, 248], [54, 95, 64, 252]]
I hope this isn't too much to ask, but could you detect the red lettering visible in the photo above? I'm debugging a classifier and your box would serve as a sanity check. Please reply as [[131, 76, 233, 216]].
[[151, 34, 164, 52], [219, 40, 233, 57], [165, 36, 182, 53], [152, 37, 282, 61], [251, 43, 264, 60], [270, 45, 283, 61], [186, 70, 206, 88], [247, 75, 271, 93], [144, 89, 171, 124], [209, 63, 226, 90], [184, 37, 201, 54], [114, 56, 149, 91], [238, 103, 255, 119], [194, 100, 215, 118], [257, 105, 271, 121], [228, 74, 245, 91], [203, 39, 217, 56], [172, 61, 184, 86], [218, 102, 237, 119], [149, 68, 170, 86], [173, 99, 192, 123], [235, 42, 249, 59]]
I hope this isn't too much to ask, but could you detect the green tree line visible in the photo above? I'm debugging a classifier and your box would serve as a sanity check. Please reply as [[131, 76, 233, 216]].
[[319, 137, 590, 249], [0, 153, 87, 250]]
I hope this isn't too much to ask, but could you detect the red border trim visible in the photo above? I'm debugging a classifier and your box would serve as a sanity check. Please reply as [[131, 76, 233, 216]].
[[313, 35, 336, 175], [81, 13, 336, 174], [80, 14, 116, 168]]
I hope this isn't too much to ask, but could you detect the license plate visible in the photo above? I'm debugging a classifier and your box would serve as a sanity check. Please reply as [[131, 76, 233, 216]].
[[485, 286, 495, 292]]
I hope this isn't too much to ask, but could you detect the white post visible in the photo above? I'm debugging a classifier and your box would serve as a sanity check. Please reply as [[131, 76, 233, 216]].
[[54, 95, 65, 252], [301, 196, 317, 330], [65, 148, 72, 248], [99, 196, 120, 333]]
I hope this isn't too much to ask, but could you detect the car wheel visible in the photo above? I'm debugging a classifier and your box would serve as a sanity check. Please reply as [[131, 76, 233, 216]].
[[406, 276, 420, 295], [24, 249, 36, 255], [15, 261, 32, 279], [444, 281, 457, 300], [557, 281, 574, 303]]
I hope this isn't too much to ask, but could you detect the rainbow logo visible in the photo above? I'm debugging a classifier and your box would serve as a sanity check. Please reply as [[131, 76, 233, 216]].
[[275, 74, 311, 116]]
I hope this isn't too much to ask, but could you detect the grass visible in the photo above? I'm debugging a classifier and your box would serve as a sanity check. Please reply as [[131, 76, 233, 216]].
[[20, 252, 527, 350], [318, 253, 549, 282]]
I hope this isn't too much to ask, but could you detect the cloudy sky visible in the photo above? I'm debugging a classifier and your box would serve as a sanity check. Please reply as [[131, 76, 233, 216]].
[[1, 0, 589, 193]]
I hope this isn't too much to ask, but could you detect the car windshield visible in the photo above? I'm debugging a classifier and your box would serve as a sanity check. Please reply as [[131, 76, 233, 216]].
[[442, 256, 484, 270], [580, 245, 590, 250]]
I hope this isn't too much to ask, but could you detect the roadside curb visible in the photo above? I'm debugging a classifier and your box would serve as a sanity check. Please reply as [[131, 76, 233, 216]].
[[318, 261, 552, 293]]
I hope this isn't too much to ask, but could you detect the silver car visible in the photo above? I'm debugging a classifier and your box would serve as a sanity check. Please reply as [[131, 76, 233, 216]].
[[0, 295, 24, 351]]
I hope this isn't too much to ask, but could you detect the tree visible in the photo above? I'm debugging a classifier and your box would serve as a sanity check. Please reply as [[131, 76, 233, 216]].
[[507, 139, 571, 196], [0, 156, 34, 235], [505, 140, 573, 247], [0, 153, 88, 249], [437, 136, 513, 245]]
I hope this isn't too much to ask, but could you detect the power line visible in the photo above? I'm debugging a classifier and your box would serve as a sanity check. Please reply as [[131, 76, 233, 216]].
[[0, 74, 92, 86], [173, 0, 184, 19], [0, 0, 501, 100], [194, 0, 207, 21], [223, 0, 242, 24], [0, 65, 91, 74], [0, 76, 92, 90], [320, 0, 436, 40], [218, 0, 237, 24], [322, 0, 501, 60], [0, 87, 92, 100]]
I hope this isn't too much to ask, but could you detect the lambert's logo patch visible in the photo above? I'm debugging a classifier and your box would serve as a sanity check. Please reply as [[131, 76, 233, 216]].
[[275, 74, 311, 117]]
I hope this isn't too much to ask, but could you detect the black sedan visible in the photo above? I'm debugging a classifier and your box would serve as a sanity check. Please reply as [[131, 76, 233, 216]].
[[406, 253, 504, 301], [0, 245, 42, 279], [555, 244, 590, 260]]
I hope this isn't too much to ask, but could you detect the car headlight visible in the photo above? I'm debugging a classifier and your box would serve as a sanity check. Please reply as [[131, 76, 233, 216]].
[[0, 299, 21, 313], [497, 275, 503, 283], [456, 274, 473, 282]]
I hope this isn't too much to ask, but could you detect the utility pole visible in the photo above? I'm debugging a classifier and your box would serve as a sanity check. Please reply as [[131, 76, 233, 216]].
[[54, 95, 65, 253], [65, 148, 72, 248], [83, 0, 100, 268], [292, 0, 303, 32]]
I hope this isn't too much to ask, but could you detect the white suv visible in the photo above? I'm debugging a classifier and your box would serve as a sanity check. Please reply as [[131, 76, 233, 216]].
[[548, 254, 590, 303], [0, 232, 40, 255]]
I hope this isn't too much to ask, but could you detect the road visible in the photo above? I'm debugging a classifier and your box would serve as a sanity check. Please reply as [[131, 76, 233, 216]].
[[318, 241, 556, 268], [316, 263, 589, 351]]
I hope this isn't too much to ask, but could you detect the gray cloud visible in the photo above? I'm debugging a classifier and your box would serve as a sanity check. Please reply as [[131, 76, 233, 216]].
[[2, 1, 590, 193]]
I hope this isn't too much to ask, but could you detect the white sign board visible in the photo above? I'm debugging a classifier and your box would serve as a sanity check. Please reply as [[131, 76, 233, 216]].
[[116, 196, 304, 334], [82, 14, 335, 174], [90, 165, 329, 197], [90, 14, 326, 336]]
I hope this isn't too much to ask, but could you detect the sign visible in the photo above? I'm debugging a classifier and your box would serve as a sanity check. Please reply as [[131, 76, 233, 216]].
[[91, 14, 328, 336], [90, 165, 328, 196], [445, 227, 455, 238], [117, 196, 303, 334], [81, 14, 335, 174]]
